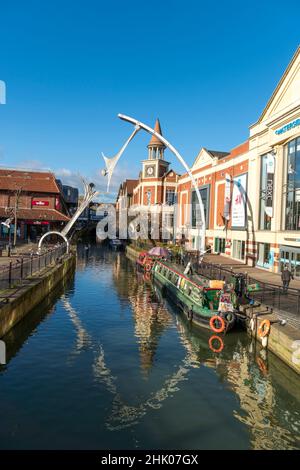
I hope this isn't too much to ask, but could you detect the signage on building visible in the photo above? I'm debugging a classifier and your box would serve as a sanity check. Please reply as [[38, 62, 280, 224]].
[[275, 118, 300, 135], [25, 220, 50, 225], [223, 174, 231, 221], [32, 200, 49, 207], [265, 154, 275, 217], [231, 173, 247, 228]]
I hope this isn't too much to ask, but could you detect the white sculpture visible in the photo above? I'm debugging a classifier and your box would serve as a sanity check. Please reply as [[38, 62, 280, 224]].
[[38, 178, 99, 254], [101, 114, 206, 254]]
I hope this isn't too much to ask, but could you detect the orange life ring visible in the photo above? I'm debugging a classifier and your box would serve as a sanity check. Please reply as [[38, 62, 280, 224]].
[[256, 356, 268, 375], [209, 315, 226, 333], [258, 319, 271, 338], [144, 272, 151, 281], [145, 262, 152, 272], [209, 335, 224, 353]]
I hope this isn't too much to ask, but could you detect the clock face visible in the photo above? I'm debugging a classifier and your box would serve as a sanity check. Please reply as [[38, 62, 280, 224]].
[[146, 165, 155, 177]]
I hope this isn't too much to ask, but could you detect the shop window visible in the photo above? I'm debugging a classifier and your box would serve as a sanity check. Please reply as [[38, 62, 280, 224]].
[[191, 186, 210, 228], [257, 243, 271, 268], [214, 237, 225, 254], [259, 154, 273, 230], [279, 247, 300, 278], [232, 240, 245, 260], [284, 137, 300, 230], [166, 189, 175, 205]]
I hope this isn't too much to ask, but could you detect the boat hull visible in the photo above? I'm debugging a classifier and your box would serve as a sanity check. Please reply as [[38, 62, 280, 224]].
[[152, 261, 238, 332]]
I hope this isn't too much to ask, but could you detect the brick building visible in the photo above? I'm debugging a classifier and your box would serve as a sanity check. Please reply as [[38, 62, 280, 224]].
[[176, 142, 249, 257], [116, 47, 300, 278], [0, 168, 70, 243], [116, 119, 180, 241], [177, 45, 300, 278]]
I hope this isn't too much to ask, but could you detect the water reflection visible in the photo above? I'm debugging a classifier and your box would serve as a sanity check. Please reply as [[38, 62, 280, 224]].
[[0, 245, 299, 450], [110, 253, 300, 447]]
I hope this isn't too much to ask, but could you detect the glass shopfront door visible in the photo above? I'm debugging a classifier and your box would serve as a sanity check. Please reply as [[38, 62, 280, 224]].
[[214, 237, 225, 254], [280, 246, 300, 279]]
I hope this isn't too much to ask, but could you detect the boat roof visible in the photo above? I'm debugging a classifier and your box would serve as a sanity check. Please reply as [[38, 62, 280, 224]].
[[155, 260, 217, 291]]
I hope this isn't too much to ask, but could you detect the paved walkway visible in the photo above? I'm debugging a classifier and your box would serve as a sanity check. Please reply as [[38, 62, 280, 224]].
[[203, 253, 300, 329], [204, 253, 300, 290]]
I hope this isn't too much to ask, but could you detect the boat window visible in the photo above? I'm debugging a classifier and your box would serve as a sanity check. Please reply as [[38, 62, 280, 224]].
[[173, 274, 179, 285], [192, 287, 200, 298]]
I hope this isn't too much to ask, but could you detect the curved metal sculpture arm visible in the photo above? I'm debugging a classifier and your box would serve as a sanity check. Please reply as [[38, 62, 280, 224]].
[[118, 114, 206, 254], [61, 178, 98, 237], [38, 231, 69, 254], [101, 125, 141, 192]]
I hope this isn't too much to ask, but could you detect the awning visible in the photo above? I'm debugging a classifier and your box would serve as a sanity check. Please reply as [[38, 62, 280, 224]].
[[0, 207, 70, 222]]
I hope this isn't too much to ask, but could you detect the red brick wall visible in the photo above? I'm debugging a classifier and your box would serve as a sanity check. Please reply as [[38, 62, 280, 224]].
[[143, 186, 155, 205], [216, 183, 225, 227], [0, 192, 56, 209], [181, 193, 187, 225]]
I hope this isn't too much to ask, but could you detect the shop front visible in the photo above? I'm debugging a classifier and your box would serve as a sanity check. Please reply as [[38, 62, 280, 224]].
[[248, 46, 300, 274], [25, 220, 50, 242], [279, 244, 300, 279]]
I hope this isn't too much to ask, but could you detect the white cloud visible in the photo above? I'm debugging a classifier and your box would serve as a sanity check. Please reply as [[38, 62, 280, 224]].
[[54, 166, 127, 202], [9, 159, 51, 171], [2, 158, 138, 203]]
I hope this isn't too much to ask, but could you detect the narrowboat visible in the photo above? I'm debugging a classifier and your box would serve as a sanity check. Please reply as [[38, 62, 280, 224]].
[[152, 260, 246, 332]]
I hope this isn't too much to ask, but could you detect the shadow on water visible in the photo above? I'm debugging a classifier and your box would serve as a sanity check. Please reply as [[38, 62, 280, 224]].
[[0, 273, 75, 370]]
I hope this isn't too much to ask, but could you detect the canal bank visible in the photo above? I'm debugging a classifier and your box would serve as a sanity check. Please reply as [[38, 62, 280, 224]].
[[241, 304, 300, 375], [126, 244, 300, 374], [0, 244, 299, 449], [125, 244, 142, 260], [0, 251, 76, 338]]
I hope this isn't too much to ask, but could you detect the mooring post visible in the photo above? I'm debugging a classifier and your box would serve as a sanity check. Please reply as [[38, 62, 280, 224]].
[[8, 261, 12, 288]]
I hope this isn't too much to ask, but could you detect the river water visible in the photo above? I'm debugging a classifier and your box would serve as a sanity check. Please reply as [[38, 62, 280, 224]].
[[0, 244, 300, 450]]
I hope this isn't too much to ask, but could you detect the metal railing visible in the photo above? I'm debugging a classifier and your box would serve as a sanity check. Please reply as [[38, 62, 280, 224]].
[[245, 274, 300, 316], [0, 244, 68, 291]]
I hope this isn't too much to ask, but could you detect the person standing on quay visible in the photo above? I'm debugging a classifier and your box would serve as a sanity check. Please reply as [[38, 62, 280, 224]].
[[281, 265, 293, 294]]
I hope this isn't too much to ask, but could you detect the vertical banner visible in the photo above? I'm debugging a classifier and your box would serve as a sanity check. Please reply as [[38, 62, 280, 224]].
[[265, 154, 275, 218], [223, 173, 231, 221], [231, 173, 247, 228]]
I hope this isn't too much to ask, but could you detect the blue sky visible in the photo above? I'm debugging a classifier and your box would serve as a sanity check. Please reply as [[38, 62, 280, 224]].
[[0, 0, 299, 198]]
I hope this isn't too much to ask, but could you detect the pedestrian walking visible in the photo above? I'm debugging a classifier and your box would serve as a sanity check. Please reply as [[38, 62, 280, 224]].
[[281, 265, 293, 293]]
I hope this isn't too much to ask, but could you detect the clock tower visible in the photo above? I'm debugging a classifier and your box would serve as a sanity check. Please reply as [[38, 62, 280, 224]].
[[142, 119, 169, 179]]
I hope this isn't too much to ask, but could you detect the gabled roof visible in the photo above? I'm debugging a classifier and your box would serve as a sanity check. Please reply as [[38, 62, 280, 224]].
[[0, 168, 61, 193], [255, 45, 300, 124], [0, 207, 70, 222], [117, 179, 139, 200], [206, 149, 230, 159], [192, 147, 229, 169], [162, 168, 180, 179], [125, 179, 139, 195]]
